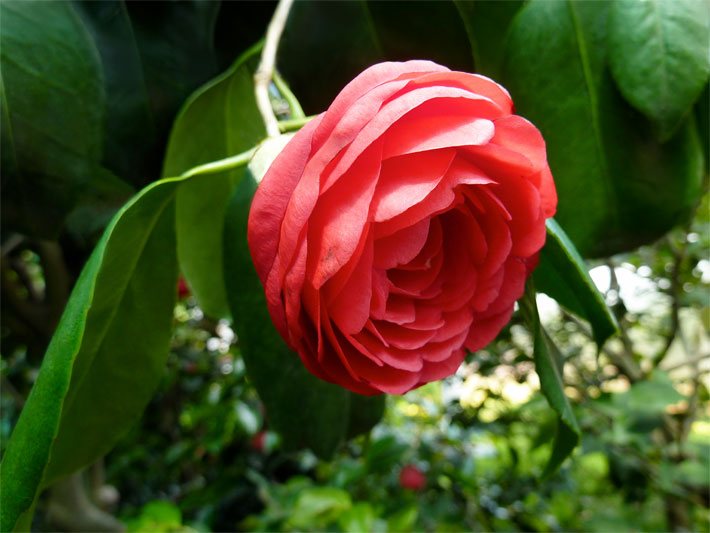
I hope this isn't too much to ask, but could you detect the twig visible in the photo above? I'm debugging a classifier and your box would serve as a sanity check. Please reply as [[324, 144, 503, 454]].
[[180, 147, 257, 179], [36, 241, 70, 329], [273, 72, 305, 120], [1, 234, 24, 257], [9, 255, 42, 302], [662, 352, 710, 373], [559, 307, 643, 382], [1, 260, 49, 337], [278, 115, 316, 133], [255, 0, 295, 138], [652, 237, 685, 367]]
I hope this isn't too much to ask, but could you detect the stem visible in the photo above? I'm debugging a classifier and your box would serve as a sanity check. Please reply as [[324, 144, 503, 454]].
[[278, 115, 316, 133], [255, 0, 295, 138], [180, 147, 257, 179], [273, 72, 305, 119]]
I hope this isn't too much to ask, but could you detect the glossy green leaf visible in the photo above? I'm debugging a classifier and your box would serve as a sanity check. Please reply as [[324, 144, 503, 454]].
[[521, 283, 581, 476], [608, 0, 710, 141], [223, 143, 351, 459], [534, 218, 618, 347], [346, 395, 386, 440], [454, 0, 525, 79], [279, 0, 472, 114], [366, 1, 472, 71], [74, 0, 223, 188], [0, 177, 181, 532], [162, 44, 265, 318], [278, 1, 383, 114], [0, 0, 104, 238], [504, 0, 704, 257]]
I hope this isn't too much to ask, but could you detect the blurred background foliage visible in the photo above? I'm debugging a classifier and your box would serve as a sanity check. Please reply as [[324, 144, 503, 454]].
[[1, 0, 708, 531]]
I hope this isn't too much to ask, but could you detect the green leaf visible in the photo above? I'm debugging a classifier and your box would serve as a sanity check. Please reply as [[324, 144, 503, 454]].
[[386, 506, 419, 533], [504, 0, 704, 256], [223, 139, 351, 459], [346, 395, 386, 440], [366, 1, 473, 71], [0, 0, 104, 238], [521, 283, 581, 477], [534, 218, 619, 347], [279, 0, 473, 114], [0, 177, 181, 531], [454, 0, 525, 79], [615, 371, 685, 416], [365, 435, 408, 474], [608, 0, 710, 141], [74, 0, 224, 187], [163, 44, 266, 318], [289, 487, 352, 529], [338, 502, 377, 533], [278, 1, 383, 114]]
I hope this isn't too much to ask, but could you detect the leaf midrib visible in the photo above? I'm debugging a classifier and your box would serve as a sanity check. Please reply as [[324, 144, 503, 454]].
[[56, 184, 175, 433], [651, 0, 670, 116], [566, 0, 619, 231]]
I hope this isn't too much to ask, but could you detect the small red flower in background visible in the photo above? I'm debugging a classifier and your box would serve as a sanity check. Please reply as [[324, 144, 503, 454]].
[[399, 464, 426, 491], [177, 277, 190, 299], [250, 431, 267, 453], [248, 60, 556, 395]]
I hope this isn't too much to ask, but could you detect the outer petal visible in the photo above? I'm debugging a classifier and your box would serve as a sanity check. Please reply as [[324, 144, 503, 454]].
[[248, 115, 324, 285]]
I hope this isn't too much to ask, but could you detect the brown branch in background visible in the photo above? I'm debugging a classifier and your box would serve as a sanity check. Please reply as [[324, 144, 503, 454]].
[[663, 352, 710, 372], [9, 255, 42, 302], [1, 233, 24, 257], [36, 241, 70, 329], [604, 262, 645, 382], [1, 258, 49, 338], [652, 236, 686, 367], [559, 307, 643, 383]]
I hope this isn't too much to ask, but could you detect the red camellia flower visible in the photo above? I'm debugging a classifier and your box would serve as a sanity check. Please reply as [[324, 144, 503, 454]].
[[399, 464, 426, 491], [248, 61, 556, 395]]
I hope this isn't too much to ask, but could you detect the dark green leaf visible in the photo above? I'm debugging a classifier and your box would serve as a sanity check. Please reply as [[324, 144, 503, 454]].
[[0, 0, 104, 238], [223, 139, 351, 458], [74, 0, 223, 188], [278, 1, 383, 114], [289, 487, 351, 529], [534, 218, 618, 347], [279, 1, 472, 114], [521, 283, 580, 477], [608, 0, 710, 140], [0, 177, 180, 531], [454, 0, 525, 79], [366, 1, 472, 71], [365, 435, 407, 474], [346, 395, 386, 440], [163, 44, 265, 318], [504, 0, 704, 256]]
